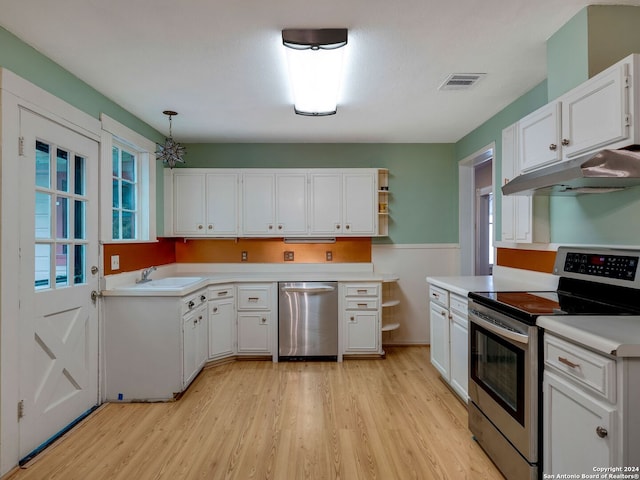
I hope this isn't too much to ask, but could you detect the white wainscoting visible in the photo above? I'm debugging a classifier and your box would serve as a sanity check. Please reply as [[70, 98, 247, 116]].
[[372, 243, 460, 345]]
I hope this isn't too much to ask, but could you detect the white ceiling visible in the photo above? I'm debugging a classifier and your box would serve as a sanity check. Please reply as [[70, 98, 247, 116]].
[[2, 0, 640, 143]]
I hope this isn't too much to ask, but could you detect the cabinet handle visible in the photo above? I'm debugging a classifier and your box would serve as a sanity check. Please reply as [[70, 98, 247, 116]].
[[549, 143, 557, 151], [336, 224, 341, 230], [193, 319, 198, 326], [197, 224, 204, 230], [278, 225, 283, 230], [357, 303, 368, 308], [218, 291, 228, 296], [350, 316, 355, 321], [596, 426, 608, 438], [213, 307, 218, 313], [268, 225, 273, 230], [345, 224, 350, 230], [200, 295, 207, 302], [431, 292, 439, 299], [261, 317, 267, 323], [188, 300, 195, 309], [208, 224, 213, 230], [248, 297, 259, 302], [504, 177, 509, 185], [562, 138, 570, 146], [440, 310, 447, 317], [357, 289, 368, 294], [558, 356, 580, 369]]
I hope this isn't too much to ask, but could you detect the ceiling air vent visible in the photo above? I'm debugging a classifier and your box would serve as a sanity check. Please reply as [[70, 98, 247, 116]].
[[439, 73, 486, 91]]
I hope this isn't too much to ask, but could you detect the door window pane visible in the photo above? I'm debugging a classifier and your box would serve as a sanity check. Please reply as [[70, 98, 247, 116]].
[[74, 200, 86, 240], [112, 146, 119, 176], [122, 181, 135, 210], [74, 245, 86, 285], [56, 148, 69, 192], [56, 196, 69, 239], [35, 244, 51, 290], [55, 244, 69, 286], [112, 179, 120, 208], [112, 211, 120, 239], [35, 192, 52, 239], [74, 155, 86, 195], [36, 141, 51, 189], [122, 150, 136, 181]]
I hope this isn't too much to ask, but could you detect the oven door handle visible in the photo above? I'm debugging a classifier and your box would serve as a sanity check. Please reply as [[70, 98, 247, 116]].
[[470, 312, 529, 345]]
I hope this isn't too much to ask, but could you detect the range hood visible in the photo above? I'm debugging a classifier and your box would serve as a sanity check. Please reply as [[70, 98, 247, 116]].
[[502, 147, 640, 196]]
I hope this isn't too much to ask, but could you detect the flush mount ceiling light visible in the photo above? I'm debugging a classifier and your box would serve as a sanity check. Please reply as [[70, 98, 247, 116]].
[[282, 28, 348, 116], [156, 110, 186, 169]]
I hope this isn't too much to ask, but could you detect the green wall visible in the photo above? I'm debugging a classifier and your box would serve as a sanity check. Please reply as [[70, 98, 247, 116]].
[[181, 143, 458, 245], [455, 82, 548, 241]]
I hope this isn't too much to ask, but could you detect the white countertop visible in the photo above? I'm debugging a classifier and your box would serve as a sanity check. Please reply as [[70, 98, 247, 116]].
[[103, 266, 390, 297], [537, 315, 640, 358], [426, 266, 559, 296]]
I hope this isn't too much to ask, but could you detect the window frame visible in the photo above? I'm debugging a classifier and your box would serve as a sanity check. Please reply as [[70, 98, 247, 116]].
[[100, 114, 156, 243]]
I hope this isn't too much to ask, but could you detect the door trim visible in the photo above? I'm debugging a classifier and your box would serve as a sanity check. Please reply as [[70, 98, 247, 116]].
[[0, 68, 101, 475]]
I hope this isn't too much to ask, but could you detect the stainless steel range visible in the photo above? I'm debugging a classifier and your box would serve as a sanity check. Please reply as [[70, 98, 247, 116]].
[[467, 246, 640, 480]]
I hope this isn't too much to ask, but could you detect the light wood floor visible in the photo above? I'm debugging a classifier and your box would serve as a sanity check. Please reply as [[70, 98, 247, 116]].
[[6, 346, 504, 480]]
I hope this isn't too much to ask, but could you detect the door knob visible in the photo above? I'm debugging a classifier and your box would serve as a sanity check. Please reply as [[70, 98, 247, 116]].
[[91, 290, 101, 304], [91, 266, 99, 275]]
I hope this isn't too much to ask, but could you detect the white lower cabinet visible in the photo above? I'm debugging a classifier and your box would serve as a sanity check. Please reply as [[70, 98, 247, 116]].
[[236, 283, 275, 356], [341, 283, 382, 355], [428, 283, 468, 402], [104, 288, 208, 401], [208, 285, 236, 360], [543, 333, 640, 474]]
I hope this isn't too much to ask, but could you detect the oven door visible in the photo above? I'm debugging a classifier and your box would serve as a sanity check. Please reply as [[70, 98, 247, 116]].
[[468, 300, 539, 463]]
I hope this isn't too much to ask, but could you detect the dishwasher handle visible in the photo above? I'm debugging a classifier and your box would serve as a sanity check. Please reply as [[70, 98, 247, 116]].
[[281, 285, 336, 294]]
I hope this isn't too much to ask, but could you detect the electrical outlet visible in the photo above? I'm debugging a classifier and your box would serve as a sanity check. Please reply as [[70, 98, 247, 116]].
[[241, 251, 248, 262], [326, 251, 333, 261], [284, 251, 294, 261], [111, 255, 120, 270]]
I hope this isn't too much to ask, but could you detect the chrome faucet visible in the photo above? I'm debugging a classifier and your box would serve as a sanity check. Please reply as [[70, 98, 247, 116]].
[[137, 266, 157, 283]]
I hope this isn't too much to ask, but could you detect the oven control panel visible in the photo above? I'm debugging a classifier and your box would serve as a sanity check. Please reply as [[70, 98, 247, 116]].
[[562, 251, 638, 280]]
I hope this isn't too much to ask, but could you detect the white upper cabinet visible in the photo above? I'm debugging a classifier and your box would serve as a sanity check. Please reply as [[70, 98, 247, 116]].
[[343, 172, 377, 235], [167, 168, 382, 238], [518, 102, 562, 173], [501, 122, 549, 244], [242, 172, 276, 235], [561, 62, 629, 159], [168, 170, 238, 237], [309, 170, 378, 236], [241, 171, 307, 236]]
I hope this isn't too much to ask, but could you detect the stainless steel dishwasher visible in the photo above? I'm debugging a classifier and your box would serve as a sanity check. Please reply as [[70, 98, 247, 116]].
[[278, 282, 338, 360]]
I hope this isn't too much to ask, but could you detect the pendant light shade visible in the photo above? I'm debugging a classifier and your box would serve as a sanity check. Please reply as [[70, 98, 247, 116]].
[[156, 110, 186, 169], [282, 28, 348, 116]]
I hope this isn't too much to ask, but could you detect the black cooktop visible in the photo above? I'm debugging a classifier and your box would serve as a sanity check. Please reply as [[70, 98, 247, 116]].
[[468, 277, 640, 325]]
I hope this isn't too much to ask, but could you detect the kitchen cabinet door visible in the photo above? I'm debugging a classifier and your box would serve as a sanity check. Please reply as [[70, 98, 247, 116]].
[[242, 173, 275, 235], [237, 312, 271, 354], [174, 172, 206, 235], [561, 63, 629, 159], [344, 311, 379, 352], [343, 171, 377, 235], [209, 298, 235, 360], [276, 172, 307, 235], [450, 309, 468, 402], [519, 102, 562, 173], [183, 304, 207, 388], [206, 173, 238, 235], [543, 371, 616, 475], [309, 172, 343, 235], [429, 301, 450, 381]]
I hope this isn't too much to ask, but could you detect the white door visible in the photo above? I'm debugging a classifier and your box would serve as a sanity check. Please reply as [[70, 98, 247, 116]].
[[206, 173, 238, 235], [343, 172, 376, 235], [18, 109, 99, 459], [174, 172, 206, 235], [309, 172, 342, 235], [242, 173, 275, 235], [276, 173, 307, 235]]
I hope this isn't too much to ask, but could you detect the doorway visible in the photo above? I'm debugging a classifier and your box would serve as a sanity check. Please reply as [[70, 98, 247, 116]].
[[458, 144, 494, 275]]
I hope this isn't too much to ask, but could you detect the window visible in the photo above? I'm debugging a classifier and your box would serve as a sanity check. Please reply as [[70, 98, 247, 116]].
[[112, 143, 138, 240], [100, 114, 157, 242]]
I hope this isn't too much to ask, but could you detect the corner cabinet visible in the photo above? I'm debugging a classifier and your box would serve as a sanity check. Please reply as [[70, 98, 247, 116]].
[[500, 123, 549, 244]]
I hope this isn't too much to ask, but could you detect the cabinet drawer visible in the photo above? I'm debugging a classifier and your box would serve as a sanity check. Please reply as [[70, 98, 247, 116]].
[[544, 334, 616, 403], [345, 284, 379, 297], [208, 284, 234, 300], [450, 293, 468, 316], [346, 299, 378, 310], [429, 285, 449, 309], [237, 285, 271, 310], [182, 289, 208, 315]]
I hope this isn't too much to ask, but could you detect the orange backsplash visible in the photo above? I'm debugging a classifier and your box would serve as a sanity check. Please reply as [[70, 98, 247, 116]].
[[496, 247, 557, 273], [103, 237, 372, 273]]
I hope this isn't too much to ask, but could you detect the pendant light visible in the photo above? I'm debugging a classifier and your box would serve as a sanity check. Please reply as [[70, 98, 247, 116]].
[[156, 110, 186, 168]]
